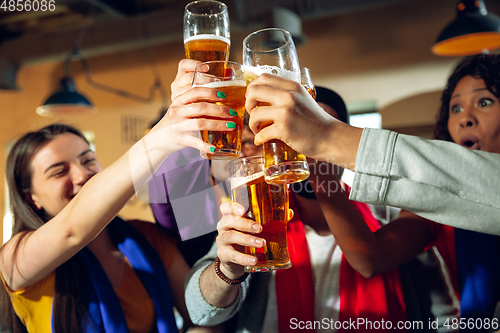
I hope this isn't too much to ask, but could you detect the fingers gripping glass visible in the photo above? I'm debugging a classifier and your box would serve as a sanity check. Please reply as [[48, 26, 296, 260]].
[[192, 61, 246, 160], [243, 28, 310, 185], [230, 156, 291, 272]]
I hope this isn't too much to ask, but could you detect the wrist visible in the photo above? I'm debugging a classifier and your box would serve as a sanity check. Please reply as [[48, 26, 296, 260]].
[[322, 121, 362, 171], [214, 257, 249, 285]]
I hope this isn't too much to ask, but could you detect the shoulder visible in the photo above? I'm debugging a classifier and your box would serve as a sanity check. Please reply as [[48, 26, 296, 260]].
[[0, 230, 31, 290]]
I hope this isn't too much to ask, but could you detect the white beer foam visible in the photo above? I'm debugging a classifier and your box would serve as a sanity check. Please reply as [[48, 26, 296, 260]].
[[243, 65, 300, 83], [184, 34, 231, 45], [230, 170, 265, 190], [194, 80, 246, 88]]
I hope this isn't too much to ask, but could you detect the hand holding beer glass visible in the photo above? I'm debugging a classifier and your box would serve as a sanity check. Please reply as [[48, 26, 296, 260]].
[[184, 0, 230, 62], [192, 61, 246, 159], [230, 156, 291, 272], [243, 28, 310, 185]]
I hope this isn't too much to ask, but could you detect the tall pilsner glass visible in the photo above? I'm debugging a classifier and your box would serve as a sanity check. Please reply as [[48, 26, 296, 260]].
[[192, 61, 246, 160], [184, 0, 230, 62], [230, 156, 291, 272], [243, 28, 310, 185]]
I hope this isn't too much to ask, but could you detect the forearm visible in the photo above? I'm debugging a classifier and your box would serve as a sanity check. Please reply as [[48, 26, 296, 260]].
[[2, 135, 168, 291], [185, 259, 245, 326], [312, 176, 385, 277], [350, 128, 500, 235], [311, 172, 431, 277], [318, 121, 363, 169], [199, 262, 240, 308], [63, 133, 169, 244]]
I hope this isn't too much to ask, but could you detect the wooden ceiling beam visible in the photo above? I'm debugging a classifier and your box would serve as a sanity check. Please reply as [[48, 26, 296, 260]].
[[1, 7, 184, 65]]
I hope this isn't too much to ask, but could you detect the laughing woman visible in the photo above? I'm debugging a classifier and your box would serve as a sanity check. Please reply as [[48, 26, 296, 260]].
[[0, 82, 236, 333]]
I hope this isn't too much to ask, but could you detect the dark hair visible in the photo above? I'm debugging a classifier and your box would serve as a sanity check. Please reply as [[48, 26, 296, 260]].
[[434, 54, 500, 141], [1, 123, 91, 333], [315, 86, 350, 124]]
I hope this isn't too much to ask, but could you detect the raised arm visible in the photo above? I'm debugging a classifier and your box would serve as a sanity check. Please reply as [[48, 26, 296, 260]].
[[350, 128, 500, 235], [245, 74, 500, 235], [0, 86, 237, 292], [308, 165, 433, 277]]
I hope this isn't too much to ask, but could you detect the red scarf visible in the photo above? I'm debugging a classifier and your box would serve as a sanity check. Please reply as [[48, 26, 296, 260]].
[[275, 193, 315, 333], [275, 186, 407, 333]]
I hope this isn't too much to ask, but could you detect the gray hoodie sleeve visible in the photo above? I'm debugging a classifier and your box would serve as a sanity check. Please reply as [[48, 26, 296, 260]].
[[350, 128, 500, 235], [184, 241, 249, 326]]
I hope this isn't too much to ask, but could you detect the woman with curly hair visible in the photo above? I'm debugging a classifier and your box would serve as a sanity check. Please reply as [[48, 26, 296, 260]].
[[242, 54, 500, 330], [317, 54, 500, 330]]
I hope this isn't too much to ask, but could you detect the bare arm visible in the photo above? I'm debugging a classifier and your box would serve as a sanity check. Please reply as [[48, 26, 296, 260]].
[[198, 262, 240, 308], [310, 167, 433, 277], [0, 86, 237, 292]]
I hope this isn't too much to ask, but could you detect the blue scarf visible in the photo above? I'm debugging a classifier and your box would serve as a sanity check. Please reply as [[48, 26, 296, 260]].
[[455, 227, 500, 331], [52, 217, 178, 332]]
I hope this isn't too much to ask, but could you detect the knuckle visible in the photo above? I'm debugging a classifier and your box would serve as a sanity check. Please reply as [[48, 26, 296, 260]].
[[221, 229, 233, 241], [215, 234, 224, 246], [196, 117, 206, 128], [282, 92, 295, 105], [217, 216, 229, 230], [216, 248, 225, 260], [219, 104, 228, 114], [229, 252, 241, 264], [167, 107, 178, 119]]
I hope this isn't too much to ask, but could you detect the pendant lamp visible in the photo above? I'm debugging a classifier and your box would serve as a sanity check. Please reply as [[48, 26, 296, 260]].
[[36, 52, 96, 116], [432, 0, 500, 57], [36, 76, 96, 116]]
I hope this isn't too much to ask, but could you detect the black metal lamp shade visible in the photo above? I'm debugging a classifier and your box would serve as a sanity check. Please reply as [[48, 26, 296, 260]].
[[432, 0, 500, 57], [36, 77, 97, 116]]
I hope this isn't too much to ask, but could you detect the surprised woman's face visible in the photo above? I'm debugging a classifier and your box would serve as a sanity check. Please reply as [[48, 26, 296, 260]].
[[447, 76, 500, 154]]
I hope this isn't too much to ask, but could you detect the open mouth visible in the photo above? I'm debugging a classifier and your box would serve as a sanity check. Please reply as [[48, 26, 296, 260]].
[[460, 137, 480, 150]]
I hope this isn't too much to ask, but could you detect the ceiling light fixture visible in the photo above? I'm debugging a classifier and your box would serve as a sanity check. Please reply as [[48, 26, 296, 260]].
[[37, 8, 169, 117], [36, 52, 96, 116], [432, 0, 500, 57]]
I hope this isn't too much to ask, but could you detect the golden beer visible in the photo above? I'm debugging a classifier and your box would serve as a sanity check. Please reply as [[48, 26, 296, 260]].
[[184, 35, 230, 62], [196, 80, 246, 159], [306, 87, 317, 100], [244, 69, 310, 184], [230, 162, 291, 272], [301, 67, 316, 100], [263, 142, 309, 184]]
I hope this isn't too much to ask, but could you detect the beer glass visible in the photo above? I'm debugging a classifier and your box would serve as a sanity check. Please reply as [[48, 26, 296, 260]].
[[184, 0, 230, 62], [301, 67, 316, 100], [192, 61, 246, 160], [230, 156, 291, 272], [243, 28, 309, 185]]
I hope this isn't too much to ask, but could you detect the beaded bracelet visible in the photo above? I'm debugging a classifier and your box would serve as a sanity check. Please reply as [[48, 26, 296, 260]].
[[214, 257, 249, 285]]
